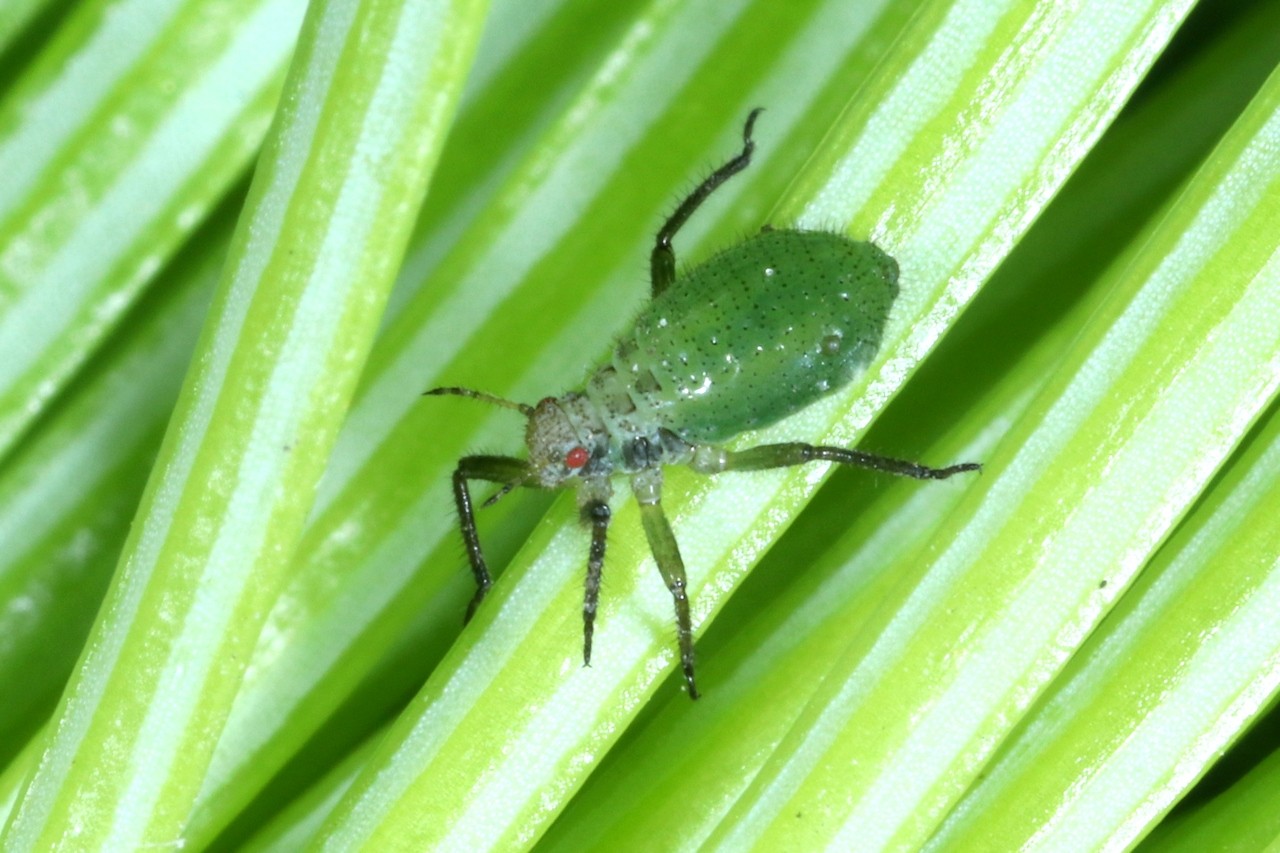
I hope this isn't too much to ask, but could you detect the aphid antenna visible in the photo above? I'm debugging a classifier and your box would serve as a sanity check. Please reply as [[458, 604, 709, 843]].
[[482, 474, 531, 508], [424, 386, 535, 417]]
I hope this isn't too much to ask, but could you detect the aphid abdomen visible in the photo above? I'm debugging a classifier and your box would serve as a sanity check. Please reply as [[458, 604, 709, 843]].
[[617, 229, 899, 444]]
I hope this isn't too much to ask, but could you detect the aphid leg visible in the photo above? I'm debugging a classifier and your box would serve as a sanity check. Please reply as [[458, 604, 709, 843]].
[[450, 455, 534, 621], [650, 107, 763, 297], [580, 499, 611, 667], [631, 469, 700, 699], [693, 443, 981, 480]]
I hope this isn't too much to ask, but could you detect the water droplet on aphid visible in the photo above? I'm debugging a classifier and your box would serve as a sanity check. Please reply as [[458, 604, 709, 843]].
[[764, 267, 776, 277], [822, 334, 842, 355], [658, 317, 669, 327]]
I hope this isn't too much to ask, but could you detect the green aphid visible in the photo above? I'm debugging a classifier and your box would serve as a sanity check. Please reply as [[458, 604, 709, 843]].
[[427, 109, 979, 698]]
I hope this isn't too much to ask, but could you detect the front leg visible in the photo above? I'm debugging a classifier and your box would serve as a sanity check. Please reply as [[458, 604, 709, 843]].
[[580, 496, 611, 668], [450, 455, 532, 621], [631, 468, 699, 699], [690, 442, 980, 480]]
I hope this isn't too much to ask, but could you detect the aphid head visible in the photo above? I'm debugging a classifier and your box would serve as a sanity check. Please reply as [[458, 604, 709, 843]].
[[525, 394, 604, 488]]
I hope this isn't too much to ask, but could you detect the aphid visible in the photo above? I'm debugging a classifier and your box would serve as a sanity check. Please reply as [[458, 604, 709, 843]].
[[427, 109, 979, 698]]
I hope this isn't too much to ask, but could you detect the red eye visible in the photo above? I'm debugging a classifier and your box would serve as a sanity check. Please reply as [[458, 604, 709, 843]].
[[564, 446, 590, 469]]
